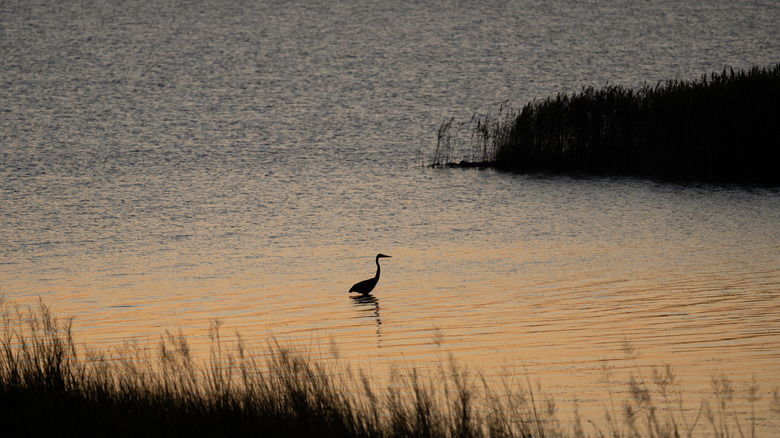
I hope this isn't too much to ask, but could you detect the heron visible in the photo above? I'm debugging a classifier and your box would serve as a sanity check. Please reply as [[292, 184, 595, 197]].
[[349, 254, 391, 294]]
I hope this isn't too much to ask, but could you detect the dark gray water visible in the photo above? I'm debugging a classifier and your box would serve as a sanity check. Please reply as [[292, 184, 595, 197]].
[[2, 0, 779, 432]]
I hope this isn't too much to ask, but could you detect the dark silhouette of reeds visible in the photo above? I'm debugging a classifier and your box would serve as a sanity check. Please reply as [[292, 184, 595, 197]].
[[2, 299, 777, 437], [433, 64, 780, 184]]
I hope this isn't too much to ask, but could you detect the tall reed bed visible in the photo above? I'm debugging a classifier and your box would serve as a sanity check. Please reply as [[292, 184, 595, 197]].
[[433, 64, 780, 183], [2, 299, 778, 437]]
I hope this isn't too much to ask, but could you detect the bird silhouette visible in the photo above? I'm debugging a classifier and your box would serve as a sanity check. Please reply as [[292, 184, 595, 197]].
[[349, 254, 391, 294]]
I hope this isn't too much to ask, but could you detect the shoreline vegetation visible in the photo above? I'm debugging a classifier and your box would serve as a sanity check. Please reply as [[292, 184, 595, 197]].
[[3, 300, 779, 437], [431, 64, 780, 185]]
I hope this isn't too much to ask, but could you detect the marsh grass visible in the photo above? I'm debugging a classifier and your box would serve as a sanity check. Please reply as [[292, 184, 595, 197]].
[[1, 299, 776, 437], [433, 64, 780, 184], [432, 101, 518, 169]]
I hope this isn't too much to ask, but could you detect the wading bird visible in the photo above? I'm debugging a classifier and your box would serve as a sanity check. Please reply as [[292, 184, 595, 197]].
[[349, 254, 391, 295]]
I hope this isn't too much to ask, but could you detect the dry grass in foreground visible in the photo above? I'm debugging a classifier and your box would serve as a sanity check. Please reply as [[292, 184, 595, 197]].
[[2, 299, 778, 437]]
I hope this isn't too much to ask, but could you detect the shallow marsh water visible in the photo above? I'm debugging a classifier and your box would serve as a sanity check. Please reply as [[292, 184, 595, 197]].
[[2, 0, 779, 433]]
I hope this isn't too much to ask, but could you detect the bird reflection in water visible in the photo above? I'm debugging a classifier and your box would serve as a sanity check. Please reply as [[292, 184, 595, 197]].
[[350, 294, 382, 344], [348, 254, 391, 345]]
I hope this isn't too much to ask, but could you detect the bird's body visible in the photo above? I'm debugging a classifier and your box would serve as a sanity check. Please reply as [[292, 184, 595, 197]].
[[349, 254, 391, 294]]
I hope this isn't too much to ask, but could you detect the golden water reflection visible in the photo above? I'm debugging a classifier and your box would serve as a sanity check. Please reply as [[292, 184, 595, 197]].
[[6, 238, 779, 433], [5, 177, 780, 434]]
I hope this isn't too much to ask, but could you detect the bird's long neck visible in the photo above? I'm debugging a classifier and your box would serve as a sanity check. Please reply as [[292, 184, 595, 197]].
[[374, 256, 381, 280]]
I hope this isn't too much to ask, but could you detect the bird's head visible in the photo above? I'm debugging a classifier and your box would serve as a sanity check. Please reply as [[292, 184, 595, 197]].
[[376, 253, 392, 259]]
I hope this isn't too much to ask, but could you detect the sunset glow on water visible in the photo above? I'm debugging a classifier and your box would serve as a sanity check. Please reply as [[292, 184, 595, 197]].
[[2, 0, 779, 434], [5, 172, 778, 429]]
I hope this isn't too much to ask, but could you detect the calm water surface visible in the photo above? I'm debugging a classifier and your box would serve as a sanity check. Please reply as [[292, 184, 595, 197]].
[[2, 0, 779, 432]]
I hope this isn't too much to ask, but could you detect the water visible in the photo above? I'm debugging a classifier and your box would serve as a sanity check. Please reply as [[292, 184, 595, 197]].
[[2, 0, 779, 432]]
